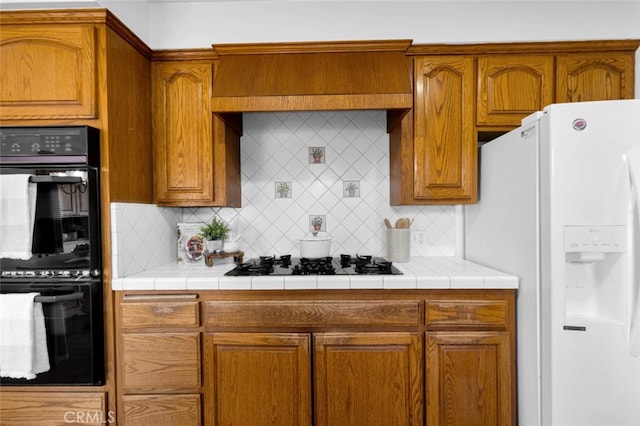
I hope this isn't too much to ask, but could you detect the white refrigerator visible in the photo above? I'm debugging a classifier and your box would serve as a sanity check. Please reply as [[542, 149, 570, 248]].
[[464, 99, 640, 426]]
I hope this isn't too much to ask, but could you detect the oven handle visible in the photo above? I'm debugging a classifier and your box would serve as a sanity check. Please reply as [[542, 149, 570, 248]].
[[34, 291, 84, 303]]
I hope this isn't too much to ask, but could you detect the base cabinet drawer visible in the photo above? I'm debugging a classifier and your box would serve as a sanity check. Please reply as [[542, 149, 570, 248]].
[[122, 333, 201, 392], [0, 392, 106, 426], [123, 394, 201, 426]]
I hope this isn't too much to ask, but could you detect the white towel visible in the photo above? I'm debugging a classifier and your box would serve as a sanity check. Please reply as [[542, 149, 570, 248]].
[[0, 174, 37, 259], [0, 293, 50, 379]]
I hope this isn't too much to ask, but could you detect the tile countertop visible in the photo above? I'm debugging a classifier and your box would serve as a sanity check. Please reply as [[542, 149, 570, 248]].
[[112, 257, 519, 291]]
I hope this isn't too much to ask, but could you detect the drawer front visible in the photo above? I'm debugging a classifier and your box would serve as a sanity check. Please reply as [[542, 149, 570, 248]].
[[426, 300, 508, 329], [0, 392, 106, 425], [205, 300, 422, 330], [121, 299, 199, 328], [122, 333, 201, 392], [123, 394, 201, 426]]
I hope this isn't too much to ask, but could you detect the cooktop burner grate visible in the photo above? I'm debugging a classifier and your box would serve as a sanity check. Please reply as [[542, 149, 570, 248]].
[[225, 254, 402, 276]]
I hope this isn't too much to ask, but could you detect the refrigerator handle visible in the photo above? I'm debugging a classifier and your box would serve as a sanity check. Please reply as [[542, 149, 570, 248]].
[[627, 147, 640, 357]]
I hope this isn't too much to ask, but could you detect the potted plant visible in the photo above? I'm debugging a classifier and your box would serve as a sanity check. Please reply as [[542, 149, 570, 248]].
[[200, 217, 230, 252]]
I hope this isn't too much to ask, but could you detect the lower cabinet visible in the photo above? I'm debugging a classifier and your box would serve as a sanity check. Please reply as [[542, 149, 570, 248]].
[[426, 331, 513, 426], [314, 332, 423, 426], [117, 294, 202, 426], [204, 331, 423, 426], [115, 290, 515, 425], [204, 332, 312, 425]]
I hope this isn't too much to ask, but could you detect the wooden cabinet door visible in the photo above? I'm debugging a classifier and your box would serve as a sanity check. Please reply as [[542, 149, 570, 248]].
[[477, 55, 555, 126], [0, 24, 97, 120], [426, 331, 514, 426], [314, 332, 423, 426], [414, 56, 477, 203], [556, 52, 635, 103], [152, 61, 241, 207], [205, 332, 312, 426], [153, 61, 215, 205]]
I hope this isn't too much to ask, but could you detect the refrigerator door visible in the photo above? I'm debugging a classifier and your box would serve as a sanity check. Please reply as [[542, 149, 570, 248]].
[[628, 147, 640, 357], [465, 120, 541, 426], [543, 100, 640, 426]]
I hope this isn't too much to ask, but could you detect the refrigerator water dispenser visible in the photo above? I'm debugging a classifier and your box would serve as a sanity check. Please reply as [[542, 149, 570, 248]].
[[563, 225, 627, 324]]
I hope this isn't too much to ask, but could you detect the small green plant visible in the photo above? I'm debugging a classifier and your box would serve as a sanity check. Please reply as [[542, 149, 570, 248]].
[[200, 217, 230, 241]]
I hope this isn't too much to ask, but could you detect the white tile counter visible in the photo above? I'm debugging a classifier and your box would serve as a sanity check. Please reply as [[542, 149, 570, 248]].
[[112, 256, 519, 291]]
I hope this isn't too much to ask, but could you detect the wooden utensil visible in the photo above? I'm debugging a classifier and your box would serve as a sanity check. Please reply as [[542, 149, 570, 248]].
[[384, 218, 392, 229]]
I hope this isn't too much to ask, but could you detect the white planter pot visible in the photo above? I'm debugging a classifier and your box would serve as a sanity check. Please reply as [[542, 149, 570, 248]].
[[205, 239, 223, 253], [297, 233, 332, 258]]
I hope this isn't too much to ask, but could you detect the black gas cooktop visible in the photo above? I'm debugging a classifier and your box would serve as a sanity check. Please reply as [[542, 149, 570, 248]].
[[225, 254, 402, 276]]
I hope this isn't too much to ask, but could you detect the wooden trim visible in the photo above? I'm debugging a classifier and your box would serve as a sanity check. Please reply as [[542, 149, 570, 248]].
[[407, 39, 640, 55], [212, 39, 413, 55], [152, 48, 219, 61], [210, 93, 413, 113]]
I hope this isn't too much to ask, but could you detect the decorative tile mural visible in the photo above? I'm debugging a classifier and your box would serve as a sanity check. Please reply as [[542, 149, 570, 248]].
[[112, 110, 457, 276]]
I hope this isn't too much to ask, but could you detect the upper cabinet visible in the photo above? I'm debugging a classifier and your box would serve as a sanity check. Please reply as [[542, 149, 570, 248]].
[[556, 52, 635, 103], [476, 43, 638, 129], [391, 40, 639, 205], [152, 56, 241, 207], [477, 54, 555, 127], [413, 56, 477, 203], [0, 24, 97, 120]]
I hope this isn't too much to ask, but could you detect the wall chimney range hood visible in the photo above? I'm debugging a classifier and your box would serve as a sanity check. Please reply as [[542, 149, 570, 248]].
[[210, 40, 413, 113]]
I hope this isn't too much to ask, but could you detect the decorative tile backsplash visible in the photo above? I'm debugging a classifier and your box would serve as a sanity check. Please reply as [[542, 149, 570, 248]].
[[112, 110, 457, 277]]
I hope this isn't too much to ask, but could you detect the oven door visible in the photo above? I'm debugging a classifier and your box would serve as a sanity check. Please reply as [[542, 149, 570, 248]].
[[0, 165, 101, 274], [0, 279, 104, 385]]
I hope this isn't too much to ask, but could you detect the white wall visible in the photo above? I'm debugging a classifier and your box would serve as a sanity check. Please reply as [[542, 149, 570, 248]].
[[141, 1, 640, 48], [1, 1, 639, 47]]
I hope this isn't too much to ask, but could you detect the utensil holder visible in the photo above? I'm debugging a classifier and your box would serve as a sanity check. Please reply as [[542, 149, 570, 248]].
[[387, 229, 410, 262]]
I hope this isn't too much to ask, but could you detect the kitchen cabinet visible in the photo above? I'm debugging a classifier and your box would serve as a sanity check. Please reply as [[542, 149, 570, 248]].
[[205, 332, 312, 425], [556, 52, 635, 103], [314, 332, 423, 426], [478, 51, 635, 128], [115, 290, 515, 425], [152, 58, 241, 207], [425, 299, 515, 425], [390, 55, 477, 205], [0, 24, 97, 120], [392, 40, 638, 205], [477, 54, 555, 127], [205, 331, 422, 426], [117, 294, 202, 426], [203, 298, 423, 425]]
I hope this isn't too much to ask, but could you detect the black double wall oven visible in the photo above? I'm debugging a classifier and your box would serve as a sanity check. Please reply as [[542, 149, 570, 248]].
[[0, 126, 104, 385]]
